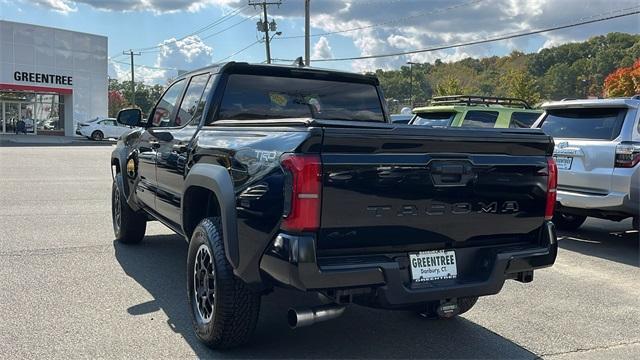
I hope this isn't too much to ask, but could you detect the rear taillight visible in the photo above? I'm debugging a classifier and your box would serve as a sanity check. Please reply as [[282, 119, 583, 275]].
[[545, 157, 557, 221], [280, 153, 322, 232], [615, 142, 640, 168]]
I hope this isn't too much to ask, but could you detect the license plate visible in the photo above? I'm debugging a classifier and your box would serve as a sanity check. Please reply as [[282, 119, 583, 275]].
[[554, 156, 573, 170], [409, 250, 457, 282]]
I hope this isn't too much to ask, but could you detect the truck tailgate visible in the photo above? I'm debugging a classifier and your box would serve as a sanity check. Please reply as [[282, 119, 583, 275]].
[[318, 126, 554, 252]]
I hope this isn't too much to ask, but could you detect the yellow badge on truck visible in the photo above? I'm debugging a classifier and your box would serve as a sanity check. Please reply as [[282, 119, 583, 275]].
[[126, 158, 136, 178]]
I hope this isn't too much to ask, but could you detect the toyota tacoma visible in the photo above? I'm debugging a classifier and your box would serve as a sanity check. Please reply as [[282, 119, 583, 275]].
[[111, 62, 558, 349]]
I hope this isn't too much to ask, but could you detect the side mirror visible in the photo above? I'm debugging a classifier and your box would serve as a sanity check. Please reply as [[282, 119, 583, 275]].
[[117, 108, 143, 127]]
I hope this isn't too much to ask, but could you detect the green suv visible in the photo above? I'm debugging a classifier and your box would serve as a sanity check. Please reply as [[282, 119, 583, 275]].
[[409, 95, 542, 128]]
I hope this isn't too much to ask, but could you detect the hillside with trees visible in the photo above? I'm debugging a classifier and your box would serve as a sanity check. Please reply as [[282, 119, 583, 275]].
[[376, 32, 640, 111]]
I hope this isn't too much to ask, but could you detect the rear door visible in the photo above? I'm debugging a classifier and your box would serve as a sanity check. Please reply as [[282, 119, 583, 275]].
[[539, 107, 626, 194]]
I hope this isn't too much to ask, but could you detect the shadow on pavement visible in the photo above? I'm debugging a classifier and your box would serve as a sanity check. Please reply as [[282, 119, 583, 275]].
[[114, 234, 536, 359], [558, 219, 639, 267]]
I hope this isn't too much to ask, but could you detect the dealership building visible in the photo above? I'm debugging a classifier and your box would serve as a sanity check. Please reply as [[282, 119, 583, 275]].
[[0, 20, 107, 136]]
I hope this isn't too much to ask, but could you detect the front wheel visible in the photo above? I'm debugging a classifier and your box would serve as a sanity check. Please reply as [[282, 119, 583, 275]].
[[112, 174, 146, 244], [187, 217, 261, 349], [552, 212, 587, 231]]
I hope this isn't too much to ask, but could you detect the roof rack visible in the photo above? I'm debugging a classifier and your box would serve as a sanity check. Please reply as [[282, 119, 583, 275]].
[[430, 95, 531, 109]]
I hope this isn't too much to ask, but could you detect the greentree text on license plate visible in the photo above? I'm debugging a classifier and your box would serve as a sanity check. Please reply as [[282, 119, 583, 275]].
[[409, 250, 457, 282], [554, 156, 573, 170]]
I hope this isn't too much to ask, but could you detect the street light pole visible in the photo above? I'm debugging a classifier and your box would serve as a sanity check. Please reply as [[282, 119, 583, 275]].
[[407, 61, 417, 107], [305, 0, 310, 66]]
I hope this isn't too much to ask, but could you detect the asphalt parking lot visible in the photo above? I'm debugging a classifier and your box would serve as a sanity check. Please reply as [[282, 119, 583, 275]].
[[1, 145, 638, 359]]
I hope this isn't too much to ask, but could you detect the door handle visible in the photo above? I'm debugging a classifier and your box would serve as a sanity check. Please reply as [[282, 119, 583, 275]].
[[172, 144, 187, 152], [149, 141, 160, 149]]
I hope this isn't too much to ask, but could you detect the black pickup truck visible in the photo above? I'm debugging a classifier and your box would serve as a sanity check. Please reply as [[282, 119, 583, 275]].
[[111, 62, 558, 349]]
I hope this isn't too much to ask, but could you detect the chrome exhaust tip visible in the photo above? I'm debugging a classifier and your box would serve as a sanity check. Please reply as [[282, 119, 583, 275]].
[[287, 304, 346, 329]]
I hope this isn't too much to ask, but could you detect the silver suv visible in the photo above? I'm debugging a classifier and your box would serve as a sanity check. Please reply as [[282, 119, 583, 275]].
[[536, 97, 639, 230]]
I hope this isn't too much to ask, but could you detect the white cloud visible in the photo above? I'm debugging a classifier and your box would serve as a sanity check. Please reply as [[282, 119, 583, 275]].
[[110, 35, 213, 84], [30, 0, 77, 13], [27, 0, 237, 14], [312, 36, 332, 59], [156, 35, 214, 70]]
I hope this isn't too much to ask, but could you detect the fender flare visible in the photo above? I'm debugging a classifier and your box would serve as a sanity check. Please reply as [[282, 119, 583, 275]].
[[111, 147, 143, 211], [182, 163, 239, 268]]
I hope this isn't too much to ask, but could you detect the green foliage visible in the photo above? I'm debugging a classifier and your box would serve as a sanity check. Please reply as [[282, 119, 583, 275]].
[[434, 76, 465, 96], [377, 33, 640, 108], [501, 69, 540, 105], [108, 79, 165, 116]]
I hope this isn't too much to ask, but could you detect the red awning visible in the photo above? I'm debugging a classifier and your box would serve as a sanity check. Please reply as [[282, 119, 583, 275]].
[[0, 83, 73, 95]]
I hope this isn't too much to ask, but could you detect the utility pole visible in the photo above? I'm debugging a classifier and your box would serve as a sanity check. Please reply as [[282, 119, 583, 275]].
[[123, 50, 141, 106], [407, 61, 417, 107], [304, 0, 310, 66], [249, 0, 281, 64]]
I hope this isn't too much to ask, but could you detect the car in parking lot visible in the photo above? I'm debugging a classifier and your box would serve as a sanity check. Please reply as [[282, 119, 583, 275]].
[[536, 97, 640, 230], [76, 117, 133, 141], [410, 95, 542, 129]]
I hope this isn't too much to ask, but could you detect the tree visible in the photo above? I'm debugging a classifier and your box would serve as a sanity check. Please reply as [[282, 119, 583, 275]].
[[108, 90, 127, 118], [108, 79, 166, 116], [501, 69, 541, 105], [542, 63, 577, 100], [373, 33, 640, 105], [603, 59, 640, 97], [434, 76, 465, 96]]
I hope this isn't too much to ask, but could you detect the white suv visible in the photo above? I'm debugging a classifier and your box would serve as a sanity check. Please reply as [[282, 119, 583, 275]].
[[536, 97, 639, 230]]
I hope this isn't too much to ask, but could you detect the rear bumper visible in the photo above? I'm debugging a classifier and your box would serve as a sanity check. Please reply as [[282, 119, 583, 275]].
[[260, 221, 557, 308], [557, 189, 635, 216]]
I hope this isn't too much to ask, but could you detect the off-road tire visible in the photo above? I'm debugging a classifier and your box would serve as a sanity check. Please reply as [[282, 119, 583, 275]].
[[187, 217, 261, 349], [91, 130, 104, 141], [419, 296, 479, 319], [112, 174, 146, 244], [552, 212, 587, 231]]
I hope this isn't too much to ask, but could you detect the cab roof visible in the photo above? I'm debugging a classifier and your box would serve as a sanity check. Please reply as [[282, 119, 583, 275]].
[[176, 61, 380, 86]]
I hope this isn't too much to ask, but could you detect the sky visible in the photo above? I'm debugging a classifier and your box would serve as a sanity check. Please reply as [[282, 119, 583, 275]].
[[1, 0, 638, 84]]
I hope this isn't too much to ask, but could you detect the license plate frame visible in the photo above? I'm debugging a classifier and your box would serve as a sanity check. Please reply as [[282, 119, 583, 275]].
[[409, 250, 457, 283], [554, 155, 573, 170]]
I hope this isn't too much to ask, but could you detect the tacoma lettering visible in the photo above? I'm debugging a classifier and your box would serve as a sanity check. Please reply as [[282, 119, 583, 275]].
[[367, 201, 521, 216]]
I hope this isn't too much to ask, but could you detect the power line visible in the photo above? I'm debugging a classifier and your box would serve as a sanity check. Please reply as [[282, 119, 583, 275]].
[[131, 5, 248, 52], [110, 59, 177, 71], [215, 40, 262, 62], [279, 0, 485, 39], [137, 13, 260, 54], [309, 7, 640, 62]]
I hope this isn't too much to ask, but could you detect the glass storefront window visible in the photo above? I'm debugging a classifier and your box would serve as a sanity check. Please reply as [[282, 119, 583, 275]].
[[1, 91, 64, 134]]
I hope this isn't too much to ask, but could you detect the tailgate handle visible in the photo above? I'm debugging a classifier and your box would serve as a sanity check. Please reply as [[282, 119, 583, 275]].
[[430, 162, 474, 186]]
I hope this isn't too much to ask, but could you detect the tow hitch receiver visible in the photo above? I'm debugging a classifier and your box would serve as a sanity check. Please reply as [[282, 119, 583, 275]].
[[437, 300, 460, 318]]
